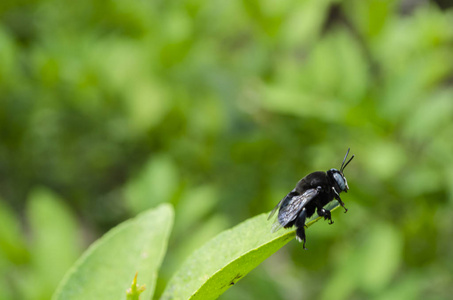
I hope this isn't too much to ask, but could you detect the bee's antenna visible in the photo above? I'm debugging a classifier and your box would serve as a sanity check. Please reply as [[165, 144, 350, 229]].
[[340, 148, 354, 173]]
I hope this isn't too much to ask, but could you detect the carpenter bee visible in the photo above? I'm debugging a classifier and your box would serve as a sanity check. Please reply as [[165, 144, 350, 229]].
[[268, 148, 354, 249]]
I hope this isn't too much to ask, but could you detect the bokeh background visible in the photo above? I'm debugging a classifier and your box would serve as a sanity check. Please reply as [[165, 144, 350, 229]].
[[1, 0, 453, 299]]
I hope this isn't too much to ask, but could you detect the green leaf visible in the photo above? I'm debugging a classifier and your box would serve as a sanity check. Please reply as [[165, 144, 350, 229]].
[[161, 203, 340, 300], [360, 223, 402, 292], [53, 204, 174, 300], [24, 188, 81, 299], [0, 199, 28, 264], [125, 155, 178, 214]]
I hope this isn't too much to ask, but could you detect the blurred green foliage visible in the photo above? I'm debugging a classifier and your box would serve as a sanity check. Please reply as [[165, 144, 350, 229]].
[[1, 0, 453, 299]]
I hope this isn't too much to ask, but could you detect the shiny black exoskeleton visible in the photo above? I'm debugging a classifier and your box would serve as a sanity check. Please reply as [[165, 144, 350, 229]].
[[268, 148, 354, 249]]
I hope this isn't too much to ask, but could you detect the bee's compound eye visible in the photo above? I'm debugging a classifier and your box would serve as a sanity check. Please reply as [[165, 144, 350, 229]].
[[333, 172, 346, 191]]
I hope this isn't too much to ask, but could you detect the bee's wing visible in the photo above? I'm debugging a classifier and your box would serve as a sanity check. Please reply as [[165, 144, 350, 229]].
[[267, 201, 282, 221], [270, 188, 318, 232], [269, 189, 297, 233], [267, 188, 297, 220], [268, 189, 297, 220], [271, 219, 284, 233]]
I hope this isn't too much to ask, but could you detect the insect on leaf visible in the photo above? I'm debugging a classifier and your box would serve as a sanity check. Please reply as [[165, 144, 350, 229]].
[[161, 202, 339, 300]]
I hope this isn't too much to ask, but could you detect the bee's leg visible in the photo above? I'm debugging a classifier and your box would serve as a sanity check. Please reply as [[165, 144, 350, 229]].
[[317, 207, 333, 225], [295, 208, 307, 250], [332, 187, 348, 213]]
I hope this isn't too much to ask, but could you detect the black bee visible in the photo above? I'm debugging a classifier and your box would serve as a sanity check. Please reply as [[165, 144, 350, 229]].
[[268, 148, 354, 249]]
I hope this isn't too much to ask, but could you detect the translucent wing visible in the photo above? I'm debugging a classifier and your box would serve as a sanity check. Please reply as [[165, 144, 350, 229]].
[[278, 188, 318, 227], [268, 189, 297, 220], [270, 188, 319, 232]]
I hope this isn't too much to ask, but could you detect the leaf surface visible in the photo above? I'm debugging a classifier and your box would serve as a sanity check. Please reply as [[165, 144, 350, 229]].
[[162, 202, 339, 300], [53, 204, 173, 300]]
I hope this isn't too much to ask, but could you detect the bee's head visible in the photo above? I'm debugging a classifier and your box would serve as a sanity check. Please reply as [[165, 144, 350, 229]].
[[327, 148, 354, 193], [328, 169, 349, 193]]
